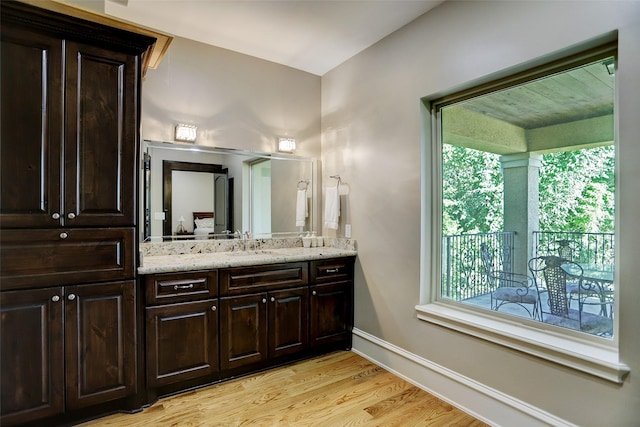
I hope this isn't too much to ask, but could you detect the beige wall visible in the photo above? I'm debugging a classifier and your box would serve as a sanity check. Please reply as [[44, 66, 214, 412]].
[[141, 37, 322, 235], [321, 1, 640, 426], [141, 36, 321, 159], [139, 2, 640, 425]]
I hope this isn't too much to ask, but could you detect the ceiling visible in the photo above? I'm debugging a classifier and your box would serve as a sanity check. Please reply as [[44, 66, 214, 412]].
[[101, 0, 444, 76], [462, 61, 615, 130]]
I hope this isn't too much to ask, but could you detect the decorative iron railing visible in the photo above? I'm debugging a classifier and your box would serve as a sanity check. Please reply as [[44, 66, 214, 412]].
[[442, 231, 614, 302], [532, 231, 615, 267], [441, 232, 515, 301]]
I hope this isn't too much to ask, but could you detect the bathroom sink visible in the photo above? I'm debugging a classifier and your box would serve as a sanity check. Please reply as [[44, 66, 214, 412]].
[[226, 250, 273, 257]]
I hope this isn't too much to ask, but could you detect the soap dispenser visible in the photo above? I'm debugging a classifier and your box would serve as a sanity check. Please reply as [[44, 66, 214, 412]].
[[302, 232, 312, 248]]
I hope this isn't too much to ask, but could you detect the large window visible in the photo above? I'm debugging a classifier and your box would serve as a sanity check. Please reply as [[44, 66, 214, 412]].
[[417, 42, 628, 382]]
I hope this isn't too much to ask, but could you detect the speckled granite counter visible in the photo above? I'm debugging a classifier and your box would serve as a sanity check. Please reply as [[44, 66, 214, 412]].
[[138, 237, 357, 274]]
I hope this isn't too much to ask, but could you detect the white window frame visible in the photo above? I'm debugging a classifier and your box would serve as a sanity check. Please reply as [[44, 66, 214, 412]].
[[415, 41, 629, 383]]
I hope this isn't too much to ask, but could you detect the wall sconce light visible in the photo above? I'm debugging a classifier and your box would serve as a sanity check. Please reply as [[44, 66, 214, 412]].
[[175, 124, 197, 142], [278, 137, 296, 153]]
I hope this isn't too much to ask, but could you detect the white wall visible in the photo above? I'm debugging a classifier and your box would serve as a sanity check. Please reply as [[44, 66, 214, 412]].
[[321, 1, 640, 426]]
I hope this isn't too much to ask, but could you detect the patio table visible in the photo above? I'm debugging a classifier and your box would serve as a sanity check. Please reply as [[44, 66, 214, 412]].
[[561, 263, 614, 317]]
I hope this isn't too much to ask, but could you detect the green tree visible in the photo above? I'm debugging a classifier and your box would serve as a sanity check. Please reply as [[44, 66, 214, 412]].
[[442, 144, 615, 236], [539, 146, 615, 233], [442, 144, 503, 235]]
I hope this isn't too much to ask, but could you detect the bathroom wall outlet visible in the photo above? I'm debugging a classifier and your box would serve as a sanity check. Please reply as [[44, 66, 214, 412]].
[[154, 212, 166, 220], [345, 224, 352, 238]]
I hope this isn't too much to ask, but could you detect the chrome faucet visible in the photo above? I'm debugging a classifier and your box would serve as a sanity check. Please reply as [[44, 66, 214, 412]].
[[243, 231, 253, 251]]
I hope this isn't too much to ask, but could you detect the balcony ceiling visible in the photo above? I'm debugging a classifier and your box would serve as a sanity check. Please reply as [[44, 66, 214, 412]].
[[460, 61, 615, 130], [102, 0, 444, 76]]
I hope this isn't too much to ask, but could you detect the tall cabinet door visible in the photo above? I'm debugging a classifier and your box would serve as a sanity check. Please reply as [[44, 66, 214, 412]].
[[64, 41, 138, 227], [0, 287, 64, 425], [64, 281, 136, 410], [0, 25, 63, 229]]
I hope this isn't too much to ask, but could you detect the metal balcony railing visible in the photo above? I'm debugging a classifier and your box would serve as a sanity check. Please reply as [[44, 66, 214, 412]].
[[533, 231, 615, 267], [441, 232, 514, 301], [441, 230, 614, 303]]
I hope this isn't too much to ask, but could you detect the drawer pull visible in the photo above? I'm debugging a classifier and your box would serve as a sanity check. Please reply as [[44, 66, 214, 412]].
[[325, 268, 340, 273], [173, 284, 194, 290], [59, 232, 68, 239]]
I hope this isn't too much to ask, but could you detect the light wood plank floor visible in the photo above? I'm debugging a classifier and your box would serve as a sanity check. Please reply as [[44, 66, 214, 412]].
[[81, 351, 487, 426]]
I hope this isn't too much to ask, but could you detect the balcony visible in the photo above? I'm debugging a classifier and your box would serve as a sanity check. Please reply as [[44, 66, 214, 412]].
[[441, 231, 614, 337]]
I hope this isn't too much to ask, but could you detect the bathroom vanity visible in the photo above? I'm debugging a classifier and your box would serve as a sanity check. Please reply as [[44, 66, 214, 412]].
[[139, 242, 356, 400]]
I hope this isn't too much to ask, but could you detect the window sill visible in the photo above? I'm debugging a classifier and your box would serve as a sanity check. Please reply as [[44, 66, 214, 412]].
[[415, 302, 629, 383]]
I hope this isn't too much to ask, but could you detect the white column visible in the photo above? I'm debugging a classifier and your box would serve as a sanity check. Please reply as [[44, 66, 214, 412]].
[[500, 153, 542, 276]]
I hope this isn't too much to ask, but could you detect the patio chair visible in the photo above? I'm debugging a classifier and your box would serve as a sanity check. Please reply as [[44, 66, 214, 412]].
[[487, 271, 540, 319], [480, 243, 540, 319], [528, 256, 613, 336], [544, 239, 600, 311]]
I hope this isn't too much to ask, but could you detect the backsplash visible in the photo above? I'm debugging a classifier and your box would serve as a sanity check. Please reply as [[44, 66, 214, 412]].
[[140, 237, 356, 257]]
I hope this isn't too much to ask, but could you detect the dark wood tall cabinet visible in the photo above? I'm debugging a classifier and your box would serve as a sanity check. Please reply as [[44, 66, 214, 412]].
[[0, 2, 155, 425]]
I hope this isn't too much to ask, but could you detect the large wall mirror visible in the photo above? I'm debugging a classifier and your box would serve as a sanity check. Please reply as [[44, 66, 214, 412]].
[[142, 140, 316, 241]]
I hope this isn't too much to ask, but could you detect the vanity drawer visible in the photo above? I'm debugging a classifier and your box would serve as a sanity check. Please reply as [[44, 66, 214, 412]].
[[145, 270, 218, 305], [220, 262, 308, 296], [310, 258, 355, 284]]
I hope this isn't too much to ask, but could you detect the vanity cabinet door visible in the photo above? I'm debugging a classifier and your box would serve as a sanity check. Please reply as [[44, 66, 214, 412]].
[[310, 281, 353, 349], [220, 293, 268, 371], [268, 287, 309, 359], [146, 299, 219, 387]]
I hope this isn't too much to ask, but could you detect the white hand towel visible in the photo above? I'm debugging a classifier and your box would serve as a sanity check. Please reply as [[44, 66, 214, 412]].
[[295, 189, 307, 227], [324, 186, 340, 230]]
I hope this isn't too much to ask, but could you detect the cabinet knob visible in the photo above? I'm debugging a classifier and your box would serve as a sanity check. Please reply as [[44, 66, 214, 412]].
[[59, 232, 68, 239], [52, 212, 60, 220], [312, 290, 317, 296], [67, 293, 76, 301], [67, 212, 76, 219], [51, 295, 60, 302], [262, 298, 267, 304], [270, 297, 275, 302], [211, 305, 217, 311]]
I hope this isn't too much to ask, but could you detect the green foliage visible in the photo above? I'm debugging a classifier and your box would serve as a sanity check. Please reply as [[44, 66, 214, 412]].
[[539, 146, 615, 233], [442, 144, 504, 235], [442, 144, 615, 235]]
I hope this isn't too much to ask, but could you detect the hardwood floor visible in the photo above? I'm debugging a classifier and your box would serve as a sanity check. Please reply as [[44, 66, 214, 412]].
[[80, 351, 487, 426]]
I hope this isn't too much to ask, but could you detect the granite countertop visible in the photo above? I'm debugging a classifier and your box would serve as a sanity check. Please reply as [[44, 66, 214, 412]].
[[139, 246, 357, 275]]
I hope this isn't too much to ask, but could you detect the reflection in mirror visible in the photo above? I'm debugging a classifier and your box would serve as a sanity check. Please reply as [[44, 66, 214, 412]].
[[142, 140, 315, 241], [162, 160, 228, 237]]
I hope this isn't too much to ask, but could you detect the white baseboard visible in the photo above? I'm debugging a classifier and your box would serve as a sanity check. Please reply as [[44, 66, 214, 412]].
[[352, 328, 576, 427]]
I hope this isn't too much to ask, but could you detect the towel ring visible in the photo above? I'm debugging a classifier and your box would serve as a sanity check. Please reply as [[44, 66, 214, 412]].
[[330, 174, 341, 188], [297, 179, 309, 190]]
